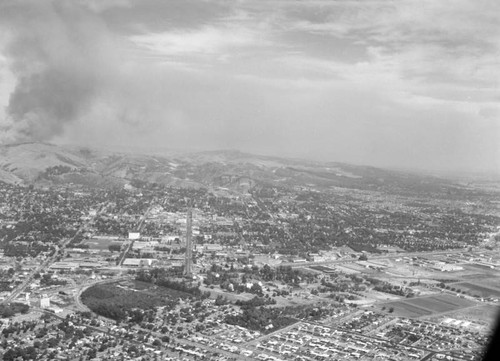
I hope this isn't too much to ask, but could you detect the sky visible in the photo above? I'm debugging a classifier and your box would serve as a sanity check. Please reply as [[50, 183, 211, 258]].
[[0, 0, 499, 173]]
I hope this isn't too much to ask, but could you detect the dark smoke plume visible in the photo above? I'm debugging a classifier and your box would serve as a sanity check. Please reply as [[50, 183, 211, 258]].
[[0, 0, 118, 143]]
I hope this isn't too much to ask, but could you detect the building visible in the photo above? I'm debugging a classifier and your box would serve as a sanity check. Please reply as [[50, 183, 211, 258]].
[[122, 258, 157, 267], [50, 262, 79, 271], [198, 244, 224, 253], [128, 231, 141, 240], [78, 262, 102, 269], [40, 294, 50, 309]]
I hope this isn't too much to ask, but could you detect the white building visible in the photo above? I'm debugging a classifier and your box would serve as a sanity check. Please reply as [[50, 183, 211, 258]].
[[122, 258, 157, 267], [40, 294, 50, 309], [128, 232, 141, 240]]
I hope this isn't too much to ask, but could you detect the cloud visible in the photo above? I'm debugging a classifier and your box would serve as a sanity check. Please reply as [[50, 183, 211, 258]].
[[0, 0, 498, 173], [479, 107, 500, 120], [131, 26, 261, 57], [78, 0, 131, 13], [280, 0, 500, 105], [0, 0, 127, 143]]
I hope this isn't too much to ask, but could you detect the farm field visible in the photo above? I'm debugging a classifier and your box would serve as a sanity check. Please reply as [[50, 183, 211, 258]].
[[453, 282, 500, 298], [466, 277, 500, 290]]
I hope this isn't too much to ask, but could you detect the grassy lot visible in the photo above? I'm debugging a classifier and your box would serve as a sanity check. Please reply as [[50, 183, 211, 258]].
[[81, 283, 165, 311], [81, 238, 123, 250], [454, 282, 500, 298], [381, 301, 432, 318], [81, 280, 193, 319], [309, 265, 337, 273], [381, 294, 475, 318], [444, 305, 500, 326], [404, 294, 474, 313], [468, 276, 500, 288]]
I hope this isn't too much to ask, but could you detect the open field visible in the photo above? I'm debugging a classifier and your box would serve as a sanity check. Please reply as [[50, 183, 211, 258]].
[[454, 305, 500, 324], [81, 283, 165, 317], [381, 294, 476, 318], [339, 263, 370, 273], [461, 273, 494, 280], [463, 264, 500, 273], [454, 282, 500, 298], [125, 280, 194, 299], [381, 301, 432, 318], [467, 277, 500, 290], [430, 305, 500, 328], [81, 280, 192, 319], [470, 263, 497, 270], [405, 294, 475, 313], [335, 265, 360, 274], [81, 238, 123, 250], [365, 290, 401, 301], [381, 263, 444, 279], [309, 265, 337, 273]]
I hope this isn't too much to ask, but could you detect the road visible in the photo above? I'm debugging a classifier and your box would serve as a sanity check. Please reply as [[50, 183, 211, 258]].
[[1, 229, 82, 305], [301, 319, 472, 360], [2, 203, 108, 305], [39, 298, 253, 360], [118, 201, 155, 266]]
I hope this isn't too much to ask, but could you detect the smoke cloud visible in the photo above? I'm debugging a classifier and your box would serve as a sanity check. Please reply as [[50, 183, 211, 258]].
[[0, 0, 121, 143]]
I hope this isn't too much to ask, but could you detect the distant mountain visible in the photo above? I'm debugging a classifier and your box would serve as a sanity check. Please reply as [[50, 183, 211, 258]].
[[0, 142, 469, 195]]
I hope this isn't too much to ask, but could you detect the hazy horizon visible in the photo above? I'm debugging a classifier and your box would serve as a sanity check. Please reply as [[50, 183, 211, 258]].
[[0, 0, 499, 173]]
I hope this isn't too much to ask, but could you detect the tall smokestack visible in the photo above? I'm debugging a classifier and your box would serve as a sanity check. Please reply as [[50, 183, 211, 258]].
[[184, 208, 193, 278]]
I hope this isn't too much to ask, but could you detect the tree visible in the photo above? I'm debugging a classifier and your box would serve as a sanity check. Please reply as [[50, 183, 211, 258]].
[[108, 244, 121, 252], [3, 349, 16, 361], [25, 346, 37, 360], [127, 345, 139, 355], [215, 295, 227, 306], [250, 283, 263, 296]]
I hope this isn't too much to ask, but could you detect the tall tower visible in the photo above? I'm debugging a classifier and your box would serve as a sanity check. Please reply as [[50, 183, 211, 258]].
[[184, 208, 193, 277]]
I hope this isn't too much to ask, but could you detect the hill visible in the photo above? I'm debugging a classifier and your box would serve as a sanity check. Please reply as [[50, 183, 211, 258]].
[[0, 142, 473, 196]]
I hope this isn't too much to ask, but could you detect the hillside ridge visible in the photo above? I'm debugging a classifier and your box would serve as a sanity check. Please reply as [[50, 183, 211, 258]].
[[0, 142, 470, 195]]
